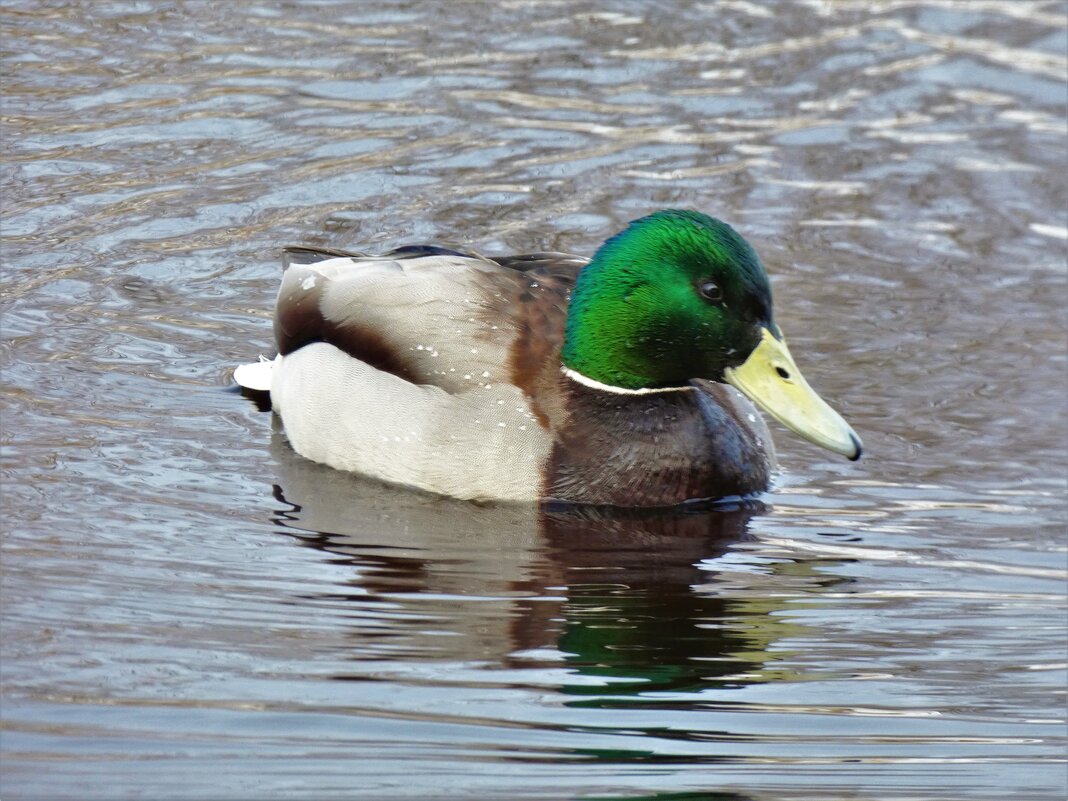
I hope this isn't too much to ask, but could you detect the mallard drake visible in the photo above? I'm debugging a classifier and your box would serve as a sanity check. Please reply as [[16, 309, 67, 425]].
[[235, 209, 861, 505]]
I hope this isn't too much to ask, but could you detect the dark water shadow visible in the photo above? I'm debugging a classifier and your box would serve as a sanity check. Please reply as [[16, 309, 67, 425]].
[[583, 793, 752, 801], [265, 425, 836, 705]]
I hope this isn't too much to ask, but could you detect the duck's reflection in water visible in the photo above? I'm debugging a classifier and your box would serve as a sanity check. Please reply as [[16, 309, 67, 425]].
[[268, 425, 825, 697]]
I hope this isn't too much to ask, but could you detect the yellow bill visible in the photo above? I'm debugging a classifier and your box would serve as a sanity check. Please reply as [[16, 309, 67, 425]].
[[724, 328, 862, 460]]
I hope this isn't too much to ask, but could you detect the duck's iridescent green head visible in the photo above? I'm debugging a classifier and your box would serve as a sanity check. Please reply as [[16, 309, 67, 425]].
[[563, 210, 772, 388], [562, 210, 862, 460]]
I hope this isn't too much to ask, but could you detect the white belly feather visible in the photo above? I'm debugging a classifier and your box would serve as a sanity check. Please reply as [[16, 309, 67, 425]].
[[270, 342, 552, 502]]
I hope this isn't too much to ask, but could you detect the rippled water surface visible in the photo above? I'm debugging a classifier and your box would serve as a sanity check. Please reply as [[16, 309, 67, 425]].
[[3, 1, 1066, 799]]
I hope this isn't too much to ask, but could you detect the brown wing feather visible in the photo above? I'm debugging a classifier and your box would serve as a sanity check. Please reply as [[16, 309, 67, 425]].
[[274, 250, 586, 410], [497, 262, 580, 428]]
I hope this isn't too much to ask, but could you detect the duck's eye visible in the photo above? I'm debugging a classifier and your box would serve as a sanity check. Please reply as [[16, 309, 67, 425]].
[[698, 280, 723, 302]]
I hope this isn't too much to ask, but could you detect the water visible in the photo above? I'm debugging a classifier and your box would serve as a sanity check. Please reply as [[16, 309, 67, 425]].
[[2, 1, 1066, 799]]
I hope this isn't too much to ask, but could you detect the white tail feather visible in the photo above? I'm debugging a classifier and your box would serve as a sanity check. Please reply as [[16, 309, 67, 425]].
[[234, 355, 274, 392]]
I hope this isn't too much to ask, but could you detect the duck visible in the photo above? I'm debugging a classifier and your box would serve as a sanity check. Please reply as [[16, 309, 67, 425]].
[[235, 209, 861, 506]]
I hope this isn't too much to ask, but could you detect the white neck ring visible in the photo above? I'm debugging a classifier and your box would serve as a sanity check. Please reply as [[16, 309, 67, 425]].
[[561, 366, 691, 395]]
